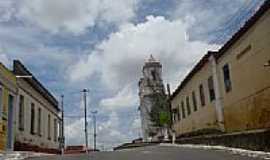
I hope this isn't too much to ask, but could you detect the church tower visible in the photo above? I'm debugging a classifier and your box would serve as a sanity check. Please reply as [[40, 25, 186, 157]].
[[138, 55, 165, 142]]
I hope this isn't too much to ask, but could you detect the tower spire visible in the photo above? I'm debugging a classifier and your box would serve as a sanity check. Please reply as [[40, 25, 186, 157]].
[[148, 54, 156, 62], [139, 55, 165, 142]]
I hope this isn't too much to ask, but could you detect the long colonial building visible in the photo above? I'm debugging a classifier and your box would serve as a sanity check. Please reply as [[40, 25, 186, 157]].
[[13, 60, 60, 153], [0, 60, 60, 153], [171, 1, 270, 136]]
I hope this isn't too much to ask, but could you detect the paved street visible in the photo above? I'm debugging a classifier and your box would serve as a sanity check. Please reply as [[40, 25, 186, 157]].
[[27, 145, 266, 160]]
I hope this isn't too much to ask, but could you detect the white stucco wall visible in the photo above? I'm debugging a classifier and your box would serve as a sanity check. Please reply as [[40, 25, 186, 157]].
[[14, 79, 60, 150]]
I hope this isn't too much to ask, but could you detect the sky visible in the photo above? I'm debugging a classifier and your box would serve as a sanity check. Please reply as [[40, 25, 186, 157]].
[[0, 0, 263, 150]]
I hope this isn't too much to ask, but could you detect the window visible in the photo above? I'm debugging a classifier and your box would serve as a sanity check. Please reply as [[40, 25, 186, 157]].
[[181, 101, 186, 119], [223, 64, 232, 92], [54, 119, 57, 142], [38, 108, 42, 136], [199, 84, 205, 106], [208, 76, 216, 101], [177, 105, 181, 121], [48, 114, 51, 140], [18, 95, 24, 131], [0, 88, 3, 119], [151, 70, 156, 81], [186, 96, 191, 115], [7, 95, 14, 149], [30, 103, 35, 135], [172, 107, 180, 122], [192, 91, 197, 111], [172, 109, 177, 122]]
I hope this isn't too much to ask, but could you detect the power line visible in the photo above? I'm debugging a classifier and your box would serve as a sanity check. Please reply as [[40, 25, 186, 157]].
[[212, 0, 264, 43], [64, 112, 140, 119], [210, 0, 254, 33], [51, 88, 108, 95]]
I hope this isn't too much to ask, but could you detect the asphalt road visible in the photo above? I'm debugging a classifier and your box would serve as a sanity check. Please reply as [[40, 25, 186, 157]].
[[27, 145, 265, 160]]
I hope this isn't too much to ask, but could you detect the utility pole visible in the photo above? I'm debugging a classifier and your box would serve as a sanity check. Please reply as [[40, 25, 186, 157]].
[[60, 95, 65, 155], [91, 111, 98, 151], [82, 89, 89, 154]]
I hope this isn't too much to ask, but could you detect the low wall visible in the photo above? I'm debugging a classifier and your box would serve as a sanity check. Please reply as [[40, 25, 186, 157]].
[[14, 141, 60, 154], [175, 129, 270, 151], [114, 129, 270, 151], [224, 86, 270, 132]]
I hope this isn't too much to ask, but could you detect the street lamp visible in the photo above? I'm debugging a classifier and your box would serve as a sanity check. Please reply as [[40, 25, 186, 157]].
[[81, 89, 90, 154], [264, 60, 270, 67], [91, 111, 98, 151], [60, 95, 65, 155], [15, 75, 33, 78]]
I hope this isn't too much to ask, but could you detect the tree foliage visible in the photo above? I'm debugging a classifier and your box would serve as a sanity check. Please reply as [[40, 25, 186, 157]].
[[149, 93, 171, 127]]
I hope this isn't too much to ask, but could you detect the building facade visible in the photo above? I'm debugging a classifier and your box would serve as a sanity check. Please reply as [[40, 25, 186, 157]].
[[171, 52, 221, 136], [0, 63, 17, 151], [171, 1, 270, 137], [13, 60, 60, 153], [139, 55, 166, 142]]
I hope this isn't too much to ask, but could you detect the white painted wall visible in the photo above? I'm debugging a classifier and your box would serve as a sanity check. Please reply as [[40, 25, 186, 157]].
[[14, 80, 60, 149]]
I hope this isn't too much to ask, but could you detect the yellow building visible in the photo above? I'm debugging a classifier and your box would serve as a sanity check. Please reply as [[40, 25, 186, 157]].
[[0, 63, 17, 151], [171, 1, 270, 136], [216, 1, 270, 132], [171, 52, 222, 136]]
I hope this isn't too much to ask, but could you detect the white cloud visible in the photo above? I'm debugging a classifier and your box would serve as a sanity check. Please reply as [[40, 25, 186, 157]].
[[171, 0, 256, 42], [69, 16, 219, 92], [0, 53, 10, 67], [0, 0, 15, 22], [0, 47, 10, 67], [97, 112, 131, 149], [16, 0, 138, 34], [129, 115, 142, 139], [100, 85, 138, 111], [99, 0, 138, 25], [131, 117, 141, 130], [69, 53, 101, 82], [65, 112, 133, 150], [17, 0, 98, 34], [65, 118, 86, 145]]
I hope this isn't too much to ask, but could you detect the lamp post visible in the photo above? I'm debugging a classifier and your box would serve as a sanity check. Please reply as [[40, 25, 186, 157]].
[[91, 111, 98, 151], [264, 60, 270, 67], [81, 89, 90, 154], [15, 75, 33, 78], [60, 95, 65, 155]]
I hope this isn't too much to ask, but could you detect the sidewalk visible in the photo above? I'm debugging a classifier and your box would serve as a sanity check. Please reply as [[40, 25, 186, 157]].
[[160, 143, 270, 160], [0, 151, 53, 160]]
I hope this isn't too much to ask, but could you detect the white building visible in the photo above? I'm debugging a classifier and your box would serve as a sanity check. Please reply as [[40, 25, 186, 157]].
[[138, 55, 165, 142], [13, 60, 60, 153]]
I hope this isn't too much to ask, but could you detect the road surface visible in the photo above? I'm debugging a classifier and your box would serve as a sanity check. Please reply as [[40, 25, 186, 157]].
[[27, 145, 266, 160]]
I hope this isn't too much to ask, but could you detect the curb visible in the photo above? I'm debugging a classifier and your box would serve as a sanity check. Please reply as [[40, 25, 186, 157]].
[[160, 143, 270, 159]]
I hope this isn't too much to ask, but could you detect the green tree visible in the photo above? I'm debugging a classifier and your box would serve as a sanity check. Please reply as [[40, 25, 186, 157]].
[[149, 93, 171, 128]]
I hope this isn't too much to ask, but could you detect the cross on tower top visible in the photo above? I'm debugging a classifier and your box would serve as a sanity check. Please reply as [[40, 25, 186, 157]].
[[148, 54, 157, 62]]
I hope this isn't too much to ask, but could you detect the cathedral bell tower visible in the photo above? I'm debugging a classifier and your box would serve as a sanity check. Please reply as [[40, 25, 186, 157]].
[[138, 55, 165, 142]]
